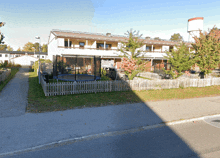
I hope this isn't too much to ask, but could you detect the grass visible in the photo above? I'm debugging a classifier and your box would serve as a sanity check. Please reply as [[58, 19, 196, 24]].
[[27, 69, 220, 113], [0, 67, 20, 92]]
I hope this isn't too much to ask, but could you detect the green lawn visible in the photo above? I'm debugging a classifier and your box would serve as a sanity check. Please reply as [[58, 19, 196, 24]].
[[27, 69, 220, 113], [0, 67, 20, 92]]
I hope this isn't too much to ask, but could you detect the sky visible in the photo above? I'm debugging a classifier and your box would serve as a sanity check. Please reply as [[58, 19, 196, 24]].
[[1, 0, 220, 50]]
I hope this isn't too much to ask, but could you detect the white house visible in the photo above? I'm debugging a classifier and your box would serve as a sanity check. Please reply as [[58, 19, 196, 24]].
[[0, 51, 49, 66], [48, 29, 193, 68]]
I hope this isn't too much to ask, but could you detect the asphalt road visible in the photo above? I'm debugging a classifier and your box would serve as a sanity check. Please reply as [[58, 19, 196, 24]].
[[3, 117, 220, 158]]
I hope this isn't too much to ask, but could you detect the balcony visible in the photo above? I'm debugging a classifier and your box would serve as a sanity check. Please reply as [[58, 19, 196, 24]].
[[57, 46, 121, 58], [144, 50, 168, 53], [58, 46, 118, 51]]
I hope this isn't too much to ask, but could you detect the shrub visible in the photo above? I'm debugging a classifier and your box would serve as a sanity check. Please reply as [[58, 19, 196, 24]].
[[100, 75, 111, 81], [121, 57, 150, 80], [32, 59, 52, 72], [129, 70, 140, 80], [101, 68, 107, 77]]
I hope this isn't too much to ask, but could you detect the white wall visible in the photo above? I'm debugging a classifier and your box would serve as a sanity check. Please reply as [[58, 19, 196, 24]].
[[48, 33, 59, 61], [57, 38, 64, 47], [91, 41, 96, 48], [10, 55, 39, 66], [0, 53, 10, 63], [162, 46, 169, 52]]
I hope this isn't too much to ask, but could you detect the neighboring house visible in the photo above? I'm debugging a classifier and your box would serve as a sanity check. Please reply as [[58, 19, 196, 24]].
[[0, 51, 49, 66], [48, 29, 193, 69]]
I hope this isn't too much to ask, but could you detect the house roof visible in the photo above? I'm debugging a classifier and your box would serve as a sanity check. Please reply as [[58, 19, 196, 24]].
[[51, 29, 193, 47]]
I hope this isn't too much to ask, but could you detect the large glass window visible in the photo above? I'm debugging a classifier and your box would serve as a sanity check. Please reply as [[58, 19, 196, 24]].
[[5, 54, 8, 57], [97, 43, 112, 49], [65, 41, 72, 47], [146, 46, 155, 52], [0, 54, 2, 57]]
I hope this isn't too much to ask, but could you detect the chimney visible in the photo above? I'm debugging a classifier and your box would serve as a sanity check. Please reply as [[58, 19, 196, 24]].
[[145, 36, 151, 40], [106, 33, 111, 37]]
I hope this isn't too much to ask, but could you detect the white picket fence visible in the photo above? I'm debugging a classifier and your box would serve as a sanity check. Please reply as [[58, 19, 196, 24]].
[[39, 74, 220, 96]]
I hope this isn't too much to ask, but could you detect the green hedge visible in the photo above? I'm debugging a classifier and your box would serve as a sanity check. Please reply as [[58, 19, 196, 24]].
[[32, 59, 52, 72]]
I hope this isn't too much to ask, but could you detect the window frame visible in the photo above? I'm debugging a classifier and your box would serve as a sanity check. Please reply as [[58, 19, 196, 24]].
[[79, 42, 85, 48]]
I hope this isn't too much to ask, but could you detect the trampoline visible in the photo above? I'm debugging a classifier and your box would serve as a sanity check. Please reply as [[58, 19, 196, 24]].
[[53, 55, 101, 82]]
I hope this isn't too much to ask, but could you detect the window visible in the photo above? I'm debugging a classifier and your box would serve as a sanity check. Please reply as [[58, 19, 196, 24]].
[[79, 42, 85, 48], [15, 55, 19, 57], [97, 43, 112, 49], [146, 46, 155, 52], [97, 43, 104, 48], [65, 41, 68, 47], [106, 44, 112, 49], [0, 54, 2, 57], [5, 54, 8, 57], [146, 46, 151, 51], [42, 56, 44, 58], [65, 40, 72, 47], [69, 41, 72, 47], [37, 55, 39, 58]]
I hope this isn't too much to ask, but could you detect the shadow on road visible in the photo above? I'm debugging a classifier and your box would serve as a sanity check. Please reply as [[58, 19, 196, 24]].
[[0, 67, 200, 157]]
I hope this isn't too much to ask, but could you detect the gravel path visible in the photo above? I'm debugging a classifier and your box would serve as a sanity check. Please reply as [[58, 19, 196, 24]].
[[0, 68, 29, 118]]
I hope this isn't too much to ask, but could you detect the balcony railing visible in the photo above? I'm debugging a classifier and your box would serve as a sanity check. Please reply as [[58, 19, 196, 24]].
[[58, 46, 169, 53], [58, 46, 118, 51], [143, 50, 167, 53]]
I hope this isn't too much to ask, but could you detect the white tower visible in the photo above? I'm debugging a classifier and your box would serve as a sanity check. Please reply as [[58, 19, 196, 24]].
[[187, 17, 204, 42]]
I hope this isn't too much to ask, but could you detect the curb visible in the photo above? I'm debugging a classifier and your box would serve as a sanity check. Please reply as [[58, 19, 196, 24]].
[[1, 113, 220, 157]]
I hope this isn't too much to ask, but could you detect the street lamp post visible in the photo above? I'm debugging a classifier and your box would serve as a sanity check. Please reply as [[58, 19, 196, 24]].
[[35, 36, 41, 84]]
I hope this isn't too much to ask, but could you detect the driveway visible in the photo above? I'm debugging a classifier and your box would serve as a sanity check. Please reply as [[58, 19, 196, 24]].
[[0, 67, 29, 118]]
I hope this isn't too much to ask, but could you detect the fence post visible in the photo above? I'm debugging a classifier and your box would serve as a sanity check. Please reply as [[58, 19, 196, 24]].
[[138, 80, 140, 91], [95, 81, 97, 94]]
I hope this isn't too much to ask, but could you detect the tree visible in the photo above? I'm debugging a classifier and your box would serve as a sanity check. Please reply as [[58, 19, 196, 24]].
[[32, 43, 47, 52], [0, 22, 5, 27], [119, 28, 145, 59], [42, 44, 48, 52], [121, 57, 151, 79], [7, 45, 13, 51], [17, 47, 22, 51], [0, 44, 6, 51], [170, 33, 183, 41], [33, 42, 40, 52], [192, 26, 220, 77], [0, 33, 4, 44], [119, 29, 150, 79], [164, 43, 194, 79], [22, 42, 34, 52], [0, 22, 5, 44]]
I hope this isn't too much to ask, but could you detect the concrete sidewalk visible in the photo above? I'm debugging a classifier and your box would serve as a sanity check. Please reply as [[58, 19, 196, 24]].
[[0, 67, 220, 155]]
